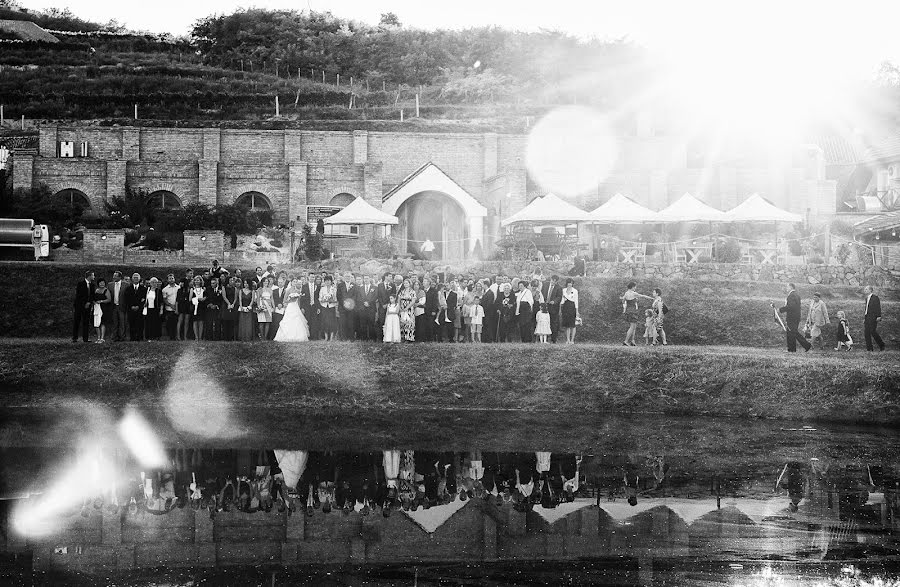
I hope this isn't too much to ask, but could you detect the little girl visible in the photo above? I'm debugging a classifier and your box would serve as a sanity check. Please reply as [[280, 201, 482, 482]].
[[534, 303, 552, 343], [383, 295, 401, 343], [834, 310, 853, 351], [643, 309, 658, 345], [470, 296, 485, 342]]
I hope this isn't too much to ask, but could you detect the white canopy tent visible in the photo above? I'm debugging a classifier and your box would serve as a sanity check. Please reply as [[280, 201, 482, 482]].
[[501, 193, 591, 227], [656, 193, 728, 223], [322, 196, 399, 226], [724, 193, 803, 223], [588, 193, 659, 224]]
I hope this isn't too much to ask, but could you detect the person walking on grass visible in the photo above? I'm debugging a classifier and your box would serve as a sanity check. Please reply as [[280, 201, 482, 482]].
[[775, 282, 811, 353], [805, 292, 830, 350], [834, 310, 853, 351], [863, 285, 885, 352], [651, 288, 669, 345], [621, 282, 653, 346]]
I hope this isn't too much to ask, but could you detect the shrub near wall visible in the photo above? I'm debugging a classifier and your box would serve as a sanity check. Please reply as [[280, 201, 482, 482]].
[[2, 262, 896, 346]]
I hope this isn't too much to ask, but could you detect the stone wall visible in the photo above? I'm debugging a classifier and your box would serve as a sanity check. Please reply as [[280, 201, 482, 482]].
[[80, 229, 123, 263]]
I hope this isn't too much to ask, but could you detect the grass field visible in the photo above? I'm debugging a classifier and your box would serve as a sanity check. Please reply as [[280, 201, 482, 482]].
[[1, 341, 897, 426], [1, 262, 897, 347]]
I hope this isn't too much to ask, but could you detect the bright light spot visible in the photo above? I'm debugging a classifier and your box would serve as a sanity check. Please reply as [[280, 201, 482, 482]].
[[164, 349, 235, 438], [12, 443, 116, 538], [525, 106, 618, 197], [473, 60, 481, 69], [657, 4, 856, 144], [118, 410, 167, 467]]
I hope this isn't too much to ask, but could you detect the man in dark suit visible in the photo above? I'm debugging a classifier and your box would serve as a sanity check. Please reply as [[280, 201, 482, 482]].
[[337, 272, 356, 340], [863, 285, 885, 352], [110, 270, 128, 342], [269, 275, 286, 340], [72, 270, 95, 342], [204, 276, 224, 341], [423, 278, 440, 341], [356, 275, 378, 341], [480, 279, 497, 343], [542, 275, 563, 343], [375, 273, 395, 331], [776, 282, 810, 352], [124, 272, 147, 341], [305, 274, 321, 340]]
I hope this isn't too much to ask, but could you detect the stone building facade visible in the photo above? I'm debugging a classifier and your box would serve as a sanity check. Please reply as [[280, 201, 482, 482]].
[[12, 125, 837, 259]]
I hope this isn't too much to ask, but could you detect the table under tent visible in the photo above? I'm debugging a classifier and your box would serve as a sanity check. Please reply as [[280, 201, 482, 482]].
[[497, 193, 590, 262]]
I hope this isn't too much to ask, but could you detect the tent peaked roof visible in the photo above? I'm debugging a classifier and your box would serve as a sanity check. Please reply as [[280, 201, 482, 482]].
[[322, 196, 398, 225], [724, 193, 803, 223], [501, 193, 590, 227], [589, 193, 659, 223], [656, 193, 727, 222]]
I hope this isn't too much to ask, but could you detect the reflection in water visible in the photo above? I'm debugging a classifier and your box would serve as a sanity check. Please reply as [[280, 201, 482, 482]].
[[2, 441, 900, 583]]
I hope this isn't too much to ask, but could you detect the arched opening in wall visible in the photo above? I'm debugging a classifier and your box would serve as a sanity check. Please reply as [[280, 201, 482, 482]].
[[329, 193, 356, 207], [54, 188, 92, 215], [327, 193, 359, 236], [235, 191, 271, 211], [396, 191, 466, 260], [146, 190, 183, 212]]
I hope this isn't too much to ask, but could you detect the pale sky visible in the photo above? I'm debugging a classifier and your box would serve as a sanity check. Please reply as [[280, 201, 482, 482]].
[[18, 0, 900, 79]]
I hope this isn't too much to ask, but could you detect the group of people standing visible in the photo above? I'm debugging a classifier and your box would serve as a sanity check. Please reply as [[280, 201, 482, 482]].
[[71, 262, 583, 344]]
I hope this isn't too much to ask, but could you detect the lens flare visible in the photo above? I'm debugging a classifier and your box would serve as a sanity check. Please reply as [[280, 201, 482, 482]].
[[525, 106, 618, 197], [163, 349, 236, 438], [118, 409, 167, 468]]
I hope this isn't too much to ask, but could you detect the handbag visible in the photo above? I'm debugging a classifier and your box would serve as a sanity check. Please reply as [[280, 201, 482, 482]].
[[575, 317, 583, 326], [802, 324, 811, 338]]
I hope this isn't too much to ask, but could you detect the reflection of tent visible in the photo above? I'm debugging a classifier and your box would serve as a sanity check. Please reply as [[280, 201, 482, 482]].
[[534, 498, 594, 524], [588, 193, 659, 224], [724, 194, 803, 223], [588, 194, 657, 224], [501, 193, 591, 227], [322, 197, 399, 225], [656, 193, 727, 223], [401, 498, 470, 533]]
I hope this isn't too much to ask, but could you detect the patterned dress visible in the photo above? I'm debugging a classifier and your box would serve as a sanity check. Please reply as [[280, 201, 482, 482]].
[[399, 288, 417, 341]]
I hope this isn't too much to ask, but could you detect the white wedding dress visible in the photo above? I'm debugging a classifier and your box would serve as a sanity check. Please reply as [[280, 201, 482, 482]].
[[274, 291, 310, 342]]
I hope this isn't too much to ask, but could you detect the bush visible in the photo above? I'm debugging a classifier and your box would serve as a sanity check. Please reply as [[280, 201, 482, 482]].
[[368, 235, 397, 258], [301, 223, 327, 261], [139, 231, 169, 251], [718, 238, 742, 263]]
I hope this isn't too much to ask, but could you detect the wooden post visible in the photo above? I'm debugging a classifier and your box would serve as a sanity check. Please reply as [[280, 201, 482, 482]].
[[1, 105, 4, 127], [298, 67, 301, 80], [20, 114, 24, 130], [275, 95, 280, 117], [382, 80, 386, 92], [322, 70, 325, 84], [415, 94, 420, 117], [350, 76, 353, 88], [336, 74, 340, 87], [366, 79, 369, 92], [134, 104, 138, 120], [400, 109, 404, 122]]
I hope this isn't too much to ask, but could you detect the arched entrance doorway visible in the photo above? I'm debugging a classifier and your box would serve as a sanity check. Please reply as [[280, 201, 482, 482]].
[[396, 191, 467, 259], [235, 191, 271, 211], [54, 188, 92, 214], [146, 190, 183, 212]]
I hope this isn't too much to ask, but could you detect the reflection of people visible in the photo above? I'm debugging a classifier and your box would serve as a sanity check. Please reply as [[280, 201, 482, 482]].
[[420, 238, 436, 260], [863, 285, 884, 352], [775, 461, 806, 512]]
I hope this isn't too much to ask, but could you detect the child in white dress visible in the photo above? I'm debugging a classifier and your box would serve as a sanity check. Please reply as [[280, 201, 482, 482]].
[[534, 303, 552, 343], [383, 295, 402, 343]]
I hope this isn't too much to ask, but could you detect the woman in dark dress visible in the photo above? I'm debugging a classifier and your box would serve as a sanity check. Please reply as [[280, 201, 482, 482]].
[[92, 277, 113, 343], [620, 281, 652, 346], [144, 277, 165, 341], [237, 279, 256, 342], [176, 275, 193, 341], [560, 278, 580, 344], [220, 276, 238, 341], [497, 284, 515, 343]]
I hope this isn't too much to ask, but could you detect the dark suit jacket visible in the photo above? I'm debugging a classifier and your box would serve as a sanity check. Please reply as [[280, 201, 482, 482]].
[[271, 286, 285, 310], [74, 279, 94, 310], [356, 284, 378, 318], [779, 290, 802, 325], [123, 284, 147, 311], [446, 290, 458, 322], [542, 281, 563, 313], [865, 294, 882, 321], [424, 287, 439, 317], [205, 286, 224, 313]]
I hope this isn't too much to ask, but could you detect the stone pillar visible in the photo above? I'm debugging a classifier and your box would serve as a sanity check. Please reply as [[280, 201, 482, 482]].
[[288, 162, 309, 224], [284, 130, 303, 164], [11, 154, 33, 191], [202, 128, 221, 161], [184, 230, 225, 262], [363, 162, 383, 205], [122, 128, 140, 161], [39, 125, 58, 158], [483, 133, 498, 179], [198, 160, 219, 207], [106, 160, 127, 203], [82, 229, 125, 263], [353, 130, 368, 165]]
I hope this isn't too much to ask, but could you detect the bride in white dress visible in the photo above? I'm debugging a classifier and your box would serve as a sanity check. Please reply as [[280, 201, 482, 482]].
[[274, 279, 310, 342]]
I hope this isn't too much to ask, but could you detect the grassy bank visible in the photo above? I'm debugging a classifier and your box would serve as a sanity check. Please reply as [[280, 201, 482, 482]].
[[0, 342, 898, 426], [1, 262, 897, 347]]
